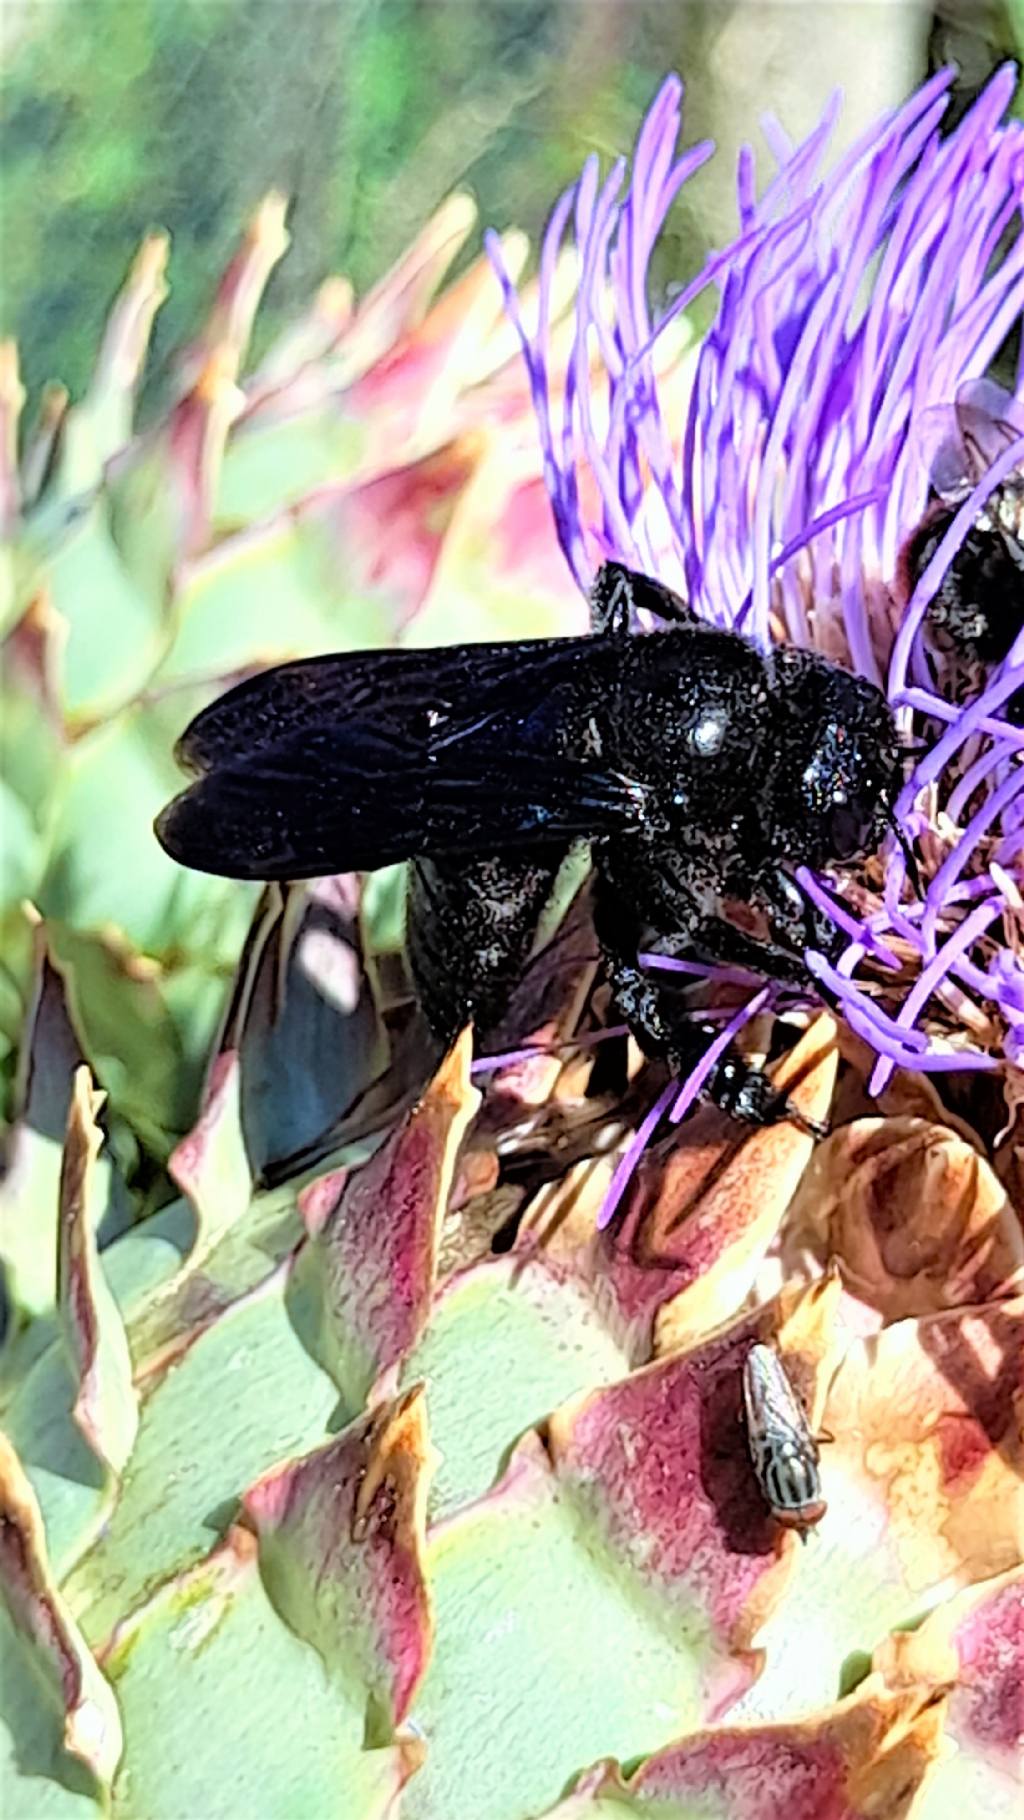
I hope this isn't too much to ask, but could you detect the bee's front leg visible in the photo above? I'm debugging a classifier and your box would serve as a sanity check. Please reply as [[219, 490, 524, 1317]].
[[749, 863, 846, 973], [592, 867, 825, 1136], [664, 864, 845, 996]]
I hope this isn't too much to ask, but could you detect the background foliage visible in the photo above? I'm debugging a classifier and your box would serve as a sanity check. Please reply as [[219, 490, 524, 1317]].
[[3, 0, 1022, 412]]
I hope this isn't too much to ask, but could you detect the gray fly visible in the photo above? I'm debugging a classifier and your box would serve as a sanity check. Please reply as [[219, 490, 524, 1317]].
[[742, 1341, 827, 1538]]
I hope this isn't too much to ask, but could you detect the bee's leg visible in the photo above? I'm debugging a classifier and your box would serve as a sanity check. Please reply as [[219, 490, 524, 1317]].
[[591, 871, 695, 1061], [668, 866, 843, 996], [408, 850, 564, 1049], [589, 562, 696, 636], [749, 863, 847, 972], [589, 565, 636, 637], [695, 864, 848, 1017], [684, 916, 819, 994], [592, 869, 825, 1135]]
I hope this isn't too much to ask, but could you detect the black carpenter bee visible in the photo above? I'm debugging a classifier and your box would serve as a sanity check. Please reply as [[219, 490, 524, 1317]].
[[156, 563, 903, 1131], [902, 378, 1024, 724]]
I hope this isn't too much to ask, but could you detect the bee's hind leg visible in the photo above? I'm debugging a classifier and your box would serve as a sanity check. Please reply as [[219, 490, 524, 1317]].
[[407, 850, 564, 1052], [592, 870, 828, 1138]]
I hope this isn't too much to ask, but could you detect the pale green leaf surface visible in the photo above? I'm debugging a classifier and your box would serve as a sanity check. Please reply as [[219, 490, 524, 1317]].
[[164, 511, 397, 679], [407, 1436, 705, 1820], [100, 1206, 191, 1314], [105, 1531, 415, 1820], [0, 1667, 104, 1820], [1, 1212, 187, 1422], [0, 1431, 121, 1817], [400, 1258, 630, 1520], [4, 1345, 111, 1577], [123, 1188, 303, 1373]]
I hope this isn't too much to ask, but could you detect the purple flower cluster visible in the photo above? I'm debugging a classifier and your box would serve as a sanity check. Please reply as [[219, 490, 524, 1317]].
[[488, 67, 1024, 1118]]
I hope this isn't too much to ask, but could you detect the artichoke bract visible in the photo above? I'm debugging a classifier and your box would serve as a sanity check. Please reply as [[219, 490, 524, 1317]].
[[1, 70, 1022, 1820]]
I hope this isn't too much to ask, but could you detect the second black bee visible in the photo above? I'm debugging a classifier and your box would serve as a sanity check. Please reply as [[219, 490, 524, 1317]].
[[902, 378, 1024, 724], [156, 563, 903, 1130]]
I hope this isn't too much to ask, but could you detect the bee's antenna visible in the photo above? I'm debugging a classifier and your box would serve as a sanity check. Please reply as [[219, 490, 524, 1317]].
[[885, 806, 924, 899]]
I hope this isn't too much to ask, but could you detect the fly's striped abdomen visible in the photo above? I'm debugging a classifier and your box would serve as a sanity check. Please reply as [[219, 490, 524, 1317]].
[[743, 1341, 827, 1535]]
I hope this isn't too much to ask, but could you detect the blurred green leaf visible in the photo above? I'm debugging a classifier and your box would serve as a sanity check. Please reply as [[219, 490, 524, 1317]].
[[361, 863, 408, 954], [214, 410, 368, 523], [0, 779, 44, 908], [46, 924, 193, 1154], [164, 509, 397, 678], [39, 704, 255, 957], [45, 500, 164, 720], [0, 677, 63, 854]]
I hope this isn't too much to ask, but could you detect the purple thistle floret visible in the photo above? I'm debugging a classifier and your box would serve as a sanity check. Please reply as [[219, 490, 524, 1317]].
[[488, 66, 1024, 1146]]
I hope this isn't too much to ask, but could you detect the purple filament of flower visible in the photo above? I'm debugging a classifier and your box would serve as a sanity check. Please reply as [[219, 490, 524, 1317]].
[[470, 1025, 628, 1076], [866, 897, 1007, 1094], [637, 951, 765, 986], [793, 865, 901, 968], [894, 687, 1024, 747], [595, 1080, 677, 1232], [490, 64, 1024, 1201], [593, 986, 771, 1230]]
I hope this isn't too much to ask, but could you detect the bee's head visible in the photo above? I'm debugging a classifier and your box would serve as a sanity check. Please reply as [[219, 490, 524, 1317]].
[[770, 649, 902, 869]]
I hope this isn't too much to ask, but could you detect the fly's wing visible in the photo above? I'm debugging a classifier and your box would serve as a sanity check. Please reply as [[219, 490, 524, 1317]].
[[156, 635, 652, 880]]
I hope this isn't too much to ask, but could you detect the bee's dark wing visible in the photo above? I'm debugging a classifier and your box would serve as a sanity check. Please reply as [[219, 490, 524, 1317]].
[[156, 636, 651, 880], [170, 639, 575, 774]]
